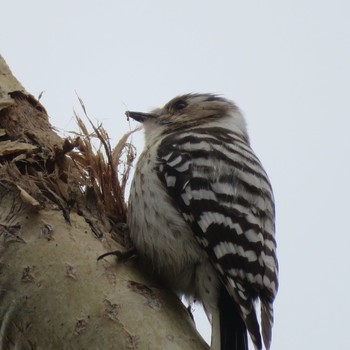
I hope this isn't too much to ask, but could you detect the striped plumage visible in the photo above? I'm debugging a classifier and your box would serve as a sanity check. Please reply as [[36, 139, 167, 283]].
[[127, 93, 278, 350]]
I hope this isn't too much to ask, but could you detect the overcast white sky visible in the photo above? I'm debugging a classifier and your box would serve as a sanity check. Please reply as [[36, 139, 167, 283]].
[[2, 1, 350, 349]]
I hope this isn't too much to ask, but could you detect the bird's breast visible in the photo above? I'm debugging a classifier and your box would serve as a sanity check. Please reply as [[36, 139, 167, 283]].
[[127, 148, 204, 293]]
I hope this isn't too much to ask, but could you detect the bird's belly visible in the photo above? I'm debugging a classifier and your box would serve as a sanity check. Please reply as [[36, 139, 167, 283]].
[[128, 171, 204, 294]]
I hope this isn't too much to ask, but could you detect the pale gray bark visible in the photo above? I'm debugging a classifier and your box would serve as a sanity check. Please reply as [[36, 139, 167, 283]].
[[0, 55, 208, 350]]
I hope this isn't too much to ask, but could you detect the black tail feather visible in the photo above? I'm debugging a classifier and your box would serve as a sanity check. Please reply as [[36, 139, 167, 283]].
[[219, 286, 248, 350]]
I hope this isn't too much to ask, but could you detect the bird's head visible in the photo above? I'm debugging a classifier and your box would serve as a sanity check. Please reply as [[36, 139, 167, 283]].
[[126, 93, 248, 145]]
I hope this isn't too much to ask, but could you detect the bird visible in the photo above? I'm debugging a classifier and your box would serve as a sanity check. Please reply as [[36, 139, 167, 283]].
[[126, 93, 278, 350]]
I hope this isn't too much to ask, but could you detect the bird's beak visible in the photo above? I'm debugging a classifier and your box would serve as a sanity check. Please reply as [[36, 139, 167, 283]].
[[125, 111, 156, 123]]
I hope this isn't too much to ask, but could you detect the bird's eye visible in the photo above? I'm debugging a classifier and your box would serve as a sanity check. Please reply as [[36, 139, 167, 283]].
[[172, 100, 187, 111]]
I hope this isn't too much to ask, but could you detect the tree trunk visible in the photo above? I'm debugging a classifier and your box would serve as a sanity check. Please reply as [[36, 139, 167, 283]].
[[0, 55, 208, 350]]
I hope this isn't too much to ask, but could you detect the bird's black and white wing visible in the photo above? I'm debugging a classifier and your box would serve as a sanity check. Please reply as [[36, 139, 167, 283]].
[[156, 126, 278, 350]]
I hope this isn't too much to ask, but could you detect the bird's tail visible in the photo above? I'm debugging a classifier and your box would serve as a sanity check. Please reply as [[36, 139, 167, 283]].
[[261, 299, 274, 350], [218, 286, 248, 350]]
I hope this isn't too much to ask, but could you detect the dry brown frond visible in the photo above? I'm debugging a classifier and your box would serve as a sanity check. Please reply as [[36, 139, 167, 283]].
[[0, 90, 138, 243], [68, 113, 138, 227]]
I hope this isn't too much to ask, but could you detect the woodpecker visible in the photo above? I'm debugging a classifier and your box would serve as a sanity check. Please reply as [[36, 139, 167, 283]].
[[126, 93, 278, 350]]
